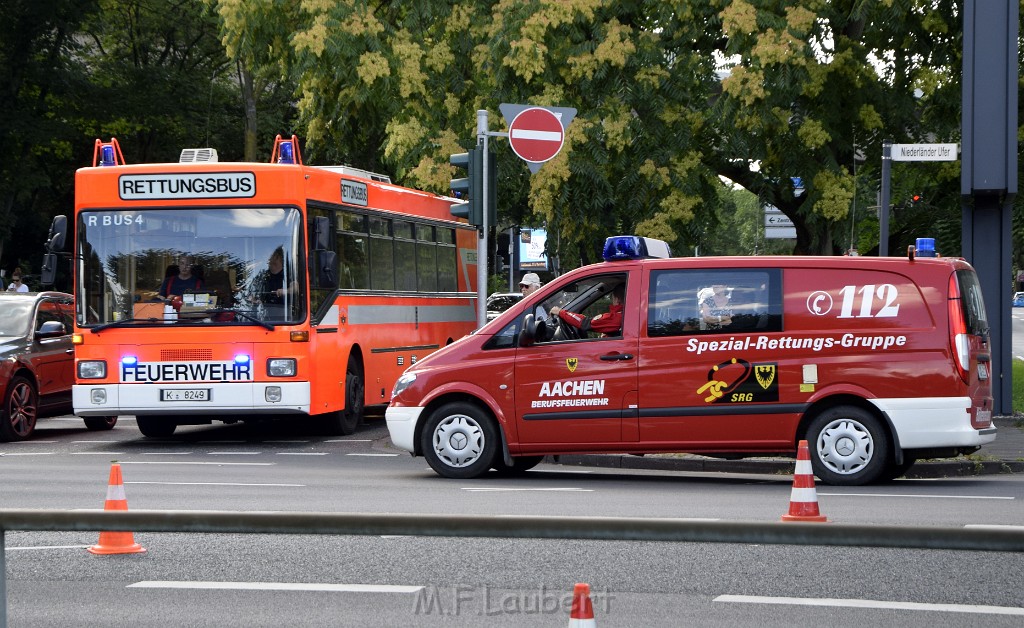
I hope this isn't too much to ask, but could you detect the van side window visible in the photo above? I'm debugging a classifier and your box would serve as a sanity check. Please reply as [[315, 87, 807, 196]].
[[648, 269, 783, 336]]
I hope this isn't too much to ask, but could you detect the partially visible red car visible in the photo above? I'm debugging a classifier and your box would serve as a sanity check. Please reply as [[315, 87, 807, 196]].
[[0, 291, 117, 441]]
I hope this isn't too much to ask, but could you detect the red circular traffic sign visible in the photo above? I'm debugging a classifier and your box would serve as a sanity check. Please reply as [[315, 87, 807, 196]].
[[508, 107, 565, 163]]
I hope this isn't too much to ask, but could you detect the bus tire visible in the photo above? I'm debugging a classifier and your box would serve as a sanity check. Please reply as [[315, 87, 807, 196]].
[[492, 455, 545, 476], [321, 356, 364, 435], [83, 416, 118, 431], [1, 375, 38, 442], [137, 416, 177, 437], [421, 402, 498, 479], [805, 405, 889, 486]]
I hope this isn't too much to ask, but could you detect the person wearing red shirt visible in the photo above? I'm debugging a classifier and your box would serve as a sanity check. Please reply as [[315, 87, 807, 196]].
[[549, 283, 624, 336]]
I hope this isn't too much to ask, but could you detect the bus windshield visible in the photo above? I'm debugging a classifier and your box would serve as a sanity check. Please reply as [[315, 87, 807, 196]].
[[77, 207, 306, 326]]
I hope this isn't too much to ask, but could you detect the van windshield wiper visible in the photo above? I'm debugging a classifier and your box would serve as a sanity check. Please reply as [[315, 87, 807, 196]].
[[90, 309, 275, 332], [205, 308, 276, 331], [90, 317, 163, 333]]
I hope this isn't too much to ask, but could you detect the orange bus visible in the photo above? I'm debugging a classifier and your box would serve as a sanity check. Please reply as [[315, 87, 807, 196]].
[[44, 136, 478, 437]]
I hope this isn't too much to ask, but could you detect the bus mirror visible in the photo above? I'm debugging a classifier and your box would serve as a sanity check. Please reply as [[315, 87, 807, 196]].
[[40, 253, 58, 286], [46, 215, 69, 253], [313, 216, 331, 251], [312, 250, 337, 289]]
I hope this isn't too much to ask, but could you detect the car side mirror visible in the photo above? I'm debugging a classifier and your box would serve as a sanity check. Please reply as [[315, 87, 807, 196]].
[[36, 320, 67, 339], [518, 314, 537, 347]]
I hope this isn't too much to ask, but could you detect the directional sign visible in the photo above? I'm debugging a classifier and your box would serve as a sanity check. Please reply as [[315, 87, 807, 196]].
[[891, 143, 958, 162], [765, 226, 797, 239], [764, 214, 794, 227]]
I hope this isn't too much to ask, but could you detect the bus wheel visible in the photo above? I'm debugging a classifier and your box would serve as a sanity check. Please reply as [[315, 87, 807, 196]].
[[137, 416, 177, 437], [84, 416, 118, 431], [492, 455, 545, 476], [1, 375, 38, 442], [806, 405, 889, 486], [421, 402, 498, 479], [321, 356, 364, 435]]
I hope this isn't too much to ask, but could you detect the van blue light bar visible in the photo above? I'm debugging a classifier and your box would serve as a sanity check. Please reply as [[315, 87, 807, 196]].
[[602, 235, 672, 261]]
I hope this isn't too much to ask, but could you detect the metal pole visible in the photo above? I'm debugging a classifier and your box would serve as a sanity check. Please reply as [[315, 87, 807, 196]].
[[476, 110, 489, 328], [1, 530, 6, 628], [879, 140, 891, 256]]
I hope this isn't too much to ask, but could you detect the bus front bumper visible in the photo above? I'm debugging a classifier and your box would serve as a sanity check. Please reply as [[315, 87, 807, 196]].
[[73, 382, 311, 416]]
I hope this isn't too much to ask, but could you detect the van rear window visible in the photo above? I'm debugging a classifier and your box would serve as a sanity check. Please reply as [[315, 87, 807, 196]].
[[956, 269, 988, 336], [648, 269, 782, 337]]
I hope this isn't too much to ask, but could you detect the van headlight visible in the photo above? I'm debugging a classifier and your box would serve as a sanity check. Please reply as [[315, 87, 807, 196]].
[[392, 372, 417, 398]]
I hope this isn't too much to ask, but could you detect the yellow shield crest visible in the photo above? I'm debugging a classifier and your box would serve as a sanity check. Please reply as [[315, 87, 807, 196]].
[[754, 364, 776, 389], [566, 358, 578, 373]]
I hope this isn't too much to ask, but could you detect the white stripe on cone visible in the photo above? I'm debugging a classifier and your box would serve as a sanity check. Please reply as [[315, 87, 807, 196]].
[[105, 484, 126, 501]]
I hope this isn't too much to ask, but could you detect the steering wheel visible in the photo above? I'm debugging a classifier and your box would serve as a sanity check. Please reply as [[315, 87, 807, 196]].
[[555, 315, 581, 340]]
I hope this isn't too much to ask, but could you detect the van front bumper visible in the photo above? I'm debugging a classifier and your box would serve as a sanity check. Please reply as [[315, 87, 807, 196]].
[[385, 405, 424, 453]]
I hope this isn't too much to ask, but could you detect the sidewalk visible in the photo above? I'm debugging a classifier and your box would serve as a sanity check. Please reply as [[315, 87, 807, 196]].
[[548, 415, 1024, 479]]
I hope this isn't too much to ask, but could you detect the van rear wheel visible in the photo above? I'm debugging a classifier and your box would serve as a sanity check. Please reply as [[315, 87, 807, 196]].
[[806, 406, 889, 486], [492, 455, 545, 476], [421, 402, 498, 479], [84, 416, 118, 431]]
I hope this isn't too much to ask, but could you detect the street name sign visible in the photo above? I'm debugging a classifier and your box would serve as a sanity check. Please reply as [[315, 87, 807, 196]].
[[891, 143, 959, 162]]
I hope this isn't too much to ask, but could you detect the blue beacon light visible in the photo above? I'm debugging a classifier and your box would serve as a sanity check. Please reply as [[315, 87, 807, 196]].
[[277, 142, 294, 164], [121, 356, 138, 366], [234, 354, 251, 365], [915, 237, 937, 258], [100, 144, 117, 167]]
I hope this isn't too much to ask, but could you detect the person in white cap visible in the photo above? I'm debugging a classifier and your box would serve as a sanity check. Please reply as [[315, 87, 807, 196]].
[[519, 272, 548, 321]]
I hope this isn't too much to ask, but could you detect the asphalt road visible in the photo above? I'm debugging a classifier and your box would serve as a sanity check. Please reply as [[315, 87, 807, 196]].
[[2, 416, 1023, 627]]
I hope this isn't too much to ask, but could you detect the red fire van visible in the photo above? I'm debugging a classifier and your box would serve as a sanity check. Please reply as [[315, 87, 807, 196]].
[[386, 236, 995, 485]]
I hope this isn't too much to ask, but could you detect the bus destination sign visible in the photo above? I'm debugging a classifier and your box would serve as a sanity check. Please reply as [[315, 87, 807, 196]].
[[119, 172, 257, 200]]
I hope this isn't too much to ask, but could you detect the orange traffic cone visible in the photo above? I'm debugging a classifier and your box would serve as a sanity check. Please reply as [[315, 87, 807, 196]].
[[781, 440, 828, 523], [568, 582, 596, 627], [88, 462, 146, 555]]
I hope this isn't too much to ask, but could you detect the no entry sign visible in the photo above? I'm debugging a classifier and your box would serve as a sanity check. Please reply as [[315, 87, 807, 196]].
[[508, 107, 566, 164]]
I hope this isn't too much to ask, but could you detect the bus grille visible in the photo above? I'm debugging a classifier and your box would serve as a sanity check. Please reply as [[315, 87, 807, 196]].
[[161, 349, 214, 361]]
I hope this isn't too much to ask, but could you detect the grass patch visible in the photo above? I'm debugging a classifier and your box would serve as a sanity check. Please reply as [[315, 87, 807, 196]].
[[1014, 360, 1024, 422]]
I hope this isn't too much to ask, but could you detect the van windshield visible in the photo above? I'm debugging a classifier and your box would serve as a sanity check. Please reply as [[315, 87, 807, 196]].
[[956, 269, 988, 336]]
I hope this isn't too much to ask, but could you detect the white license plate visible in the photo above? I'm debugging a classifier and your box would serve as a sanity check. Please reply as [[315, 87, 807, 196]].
[[161, 389, 210, 402], [977, 363, 988, 380]]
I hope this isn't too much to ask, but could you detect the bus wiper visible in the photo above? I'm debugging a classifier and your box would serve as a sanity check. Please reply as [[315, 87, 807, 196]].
[[206, 308, 275, 331], [90, 317, 163, 333]]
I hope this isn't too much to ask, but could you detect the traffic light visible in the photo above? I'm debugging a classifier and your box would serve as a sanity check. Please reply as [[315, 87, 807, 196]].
[[450, 148, 482, 226]]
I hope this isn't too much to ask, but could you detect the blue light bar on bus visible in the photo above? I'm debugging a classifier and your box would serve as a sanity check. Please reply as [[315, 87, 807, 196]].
[[602, 235, 672, 261], [121, 356, 138, 366], [915, 237, 937, 257], [234, 354, 251, 365]]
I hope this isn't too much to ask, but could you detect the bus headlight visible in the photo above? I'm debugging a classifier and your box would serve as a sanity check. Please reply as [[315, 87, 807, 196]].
[[267, 358, 296, 377], [392, 372, 417, 398], [78, 361, 107, 379]]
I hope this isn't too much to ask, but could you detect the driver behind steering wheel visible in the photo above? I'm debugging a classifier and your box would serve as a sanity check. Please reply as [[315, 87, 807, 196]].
[[549, 283, 625, 337]]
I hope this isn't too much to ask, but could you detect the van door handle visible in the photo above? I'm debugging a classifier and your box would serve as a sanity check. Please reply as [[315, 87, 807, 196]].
[[600, 353, 634, 361]]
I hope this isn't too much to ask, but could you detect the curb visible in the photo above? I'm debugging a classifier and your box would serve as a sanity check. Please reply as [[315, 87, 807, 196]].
[[546, 454, 1024, 479]]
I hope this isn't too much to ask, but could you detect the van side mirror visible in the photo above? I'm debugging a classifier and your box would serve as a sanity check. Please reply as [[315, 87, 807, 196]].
[[518, 314, 537, 347]]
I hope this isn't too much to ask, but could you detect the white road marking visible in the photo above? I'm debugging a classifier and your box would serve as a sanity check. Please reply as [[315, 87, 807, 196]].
[[266, 440, 310, 443], [70, 452, 127, 455], [5, 545, 91, 551], [120, 461, 273, 466], [9, 440, 58, 444], [208, 451, 262, 455], [461, 487, 593, 492], [715, 594, 1024, 616], [0, 452, 56, 456], [72, 440, 119, 443], [141, 451, 192, 455], [327, 439, 373, 443], [534, 468, 593, 474], [127, 581, 423, 593], [126, 481, 304, 487], [346, 453, 399, 457], [818, 493, 1014, 500], [275, 452, 329, 456], [965, 524, 1024, 530]]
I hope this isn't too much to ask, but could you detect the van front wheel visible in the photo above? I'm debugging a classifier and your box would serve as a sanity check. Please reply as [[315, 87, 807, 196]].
[[421, 402, 498, 479], [806, 406, 889, 486]]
